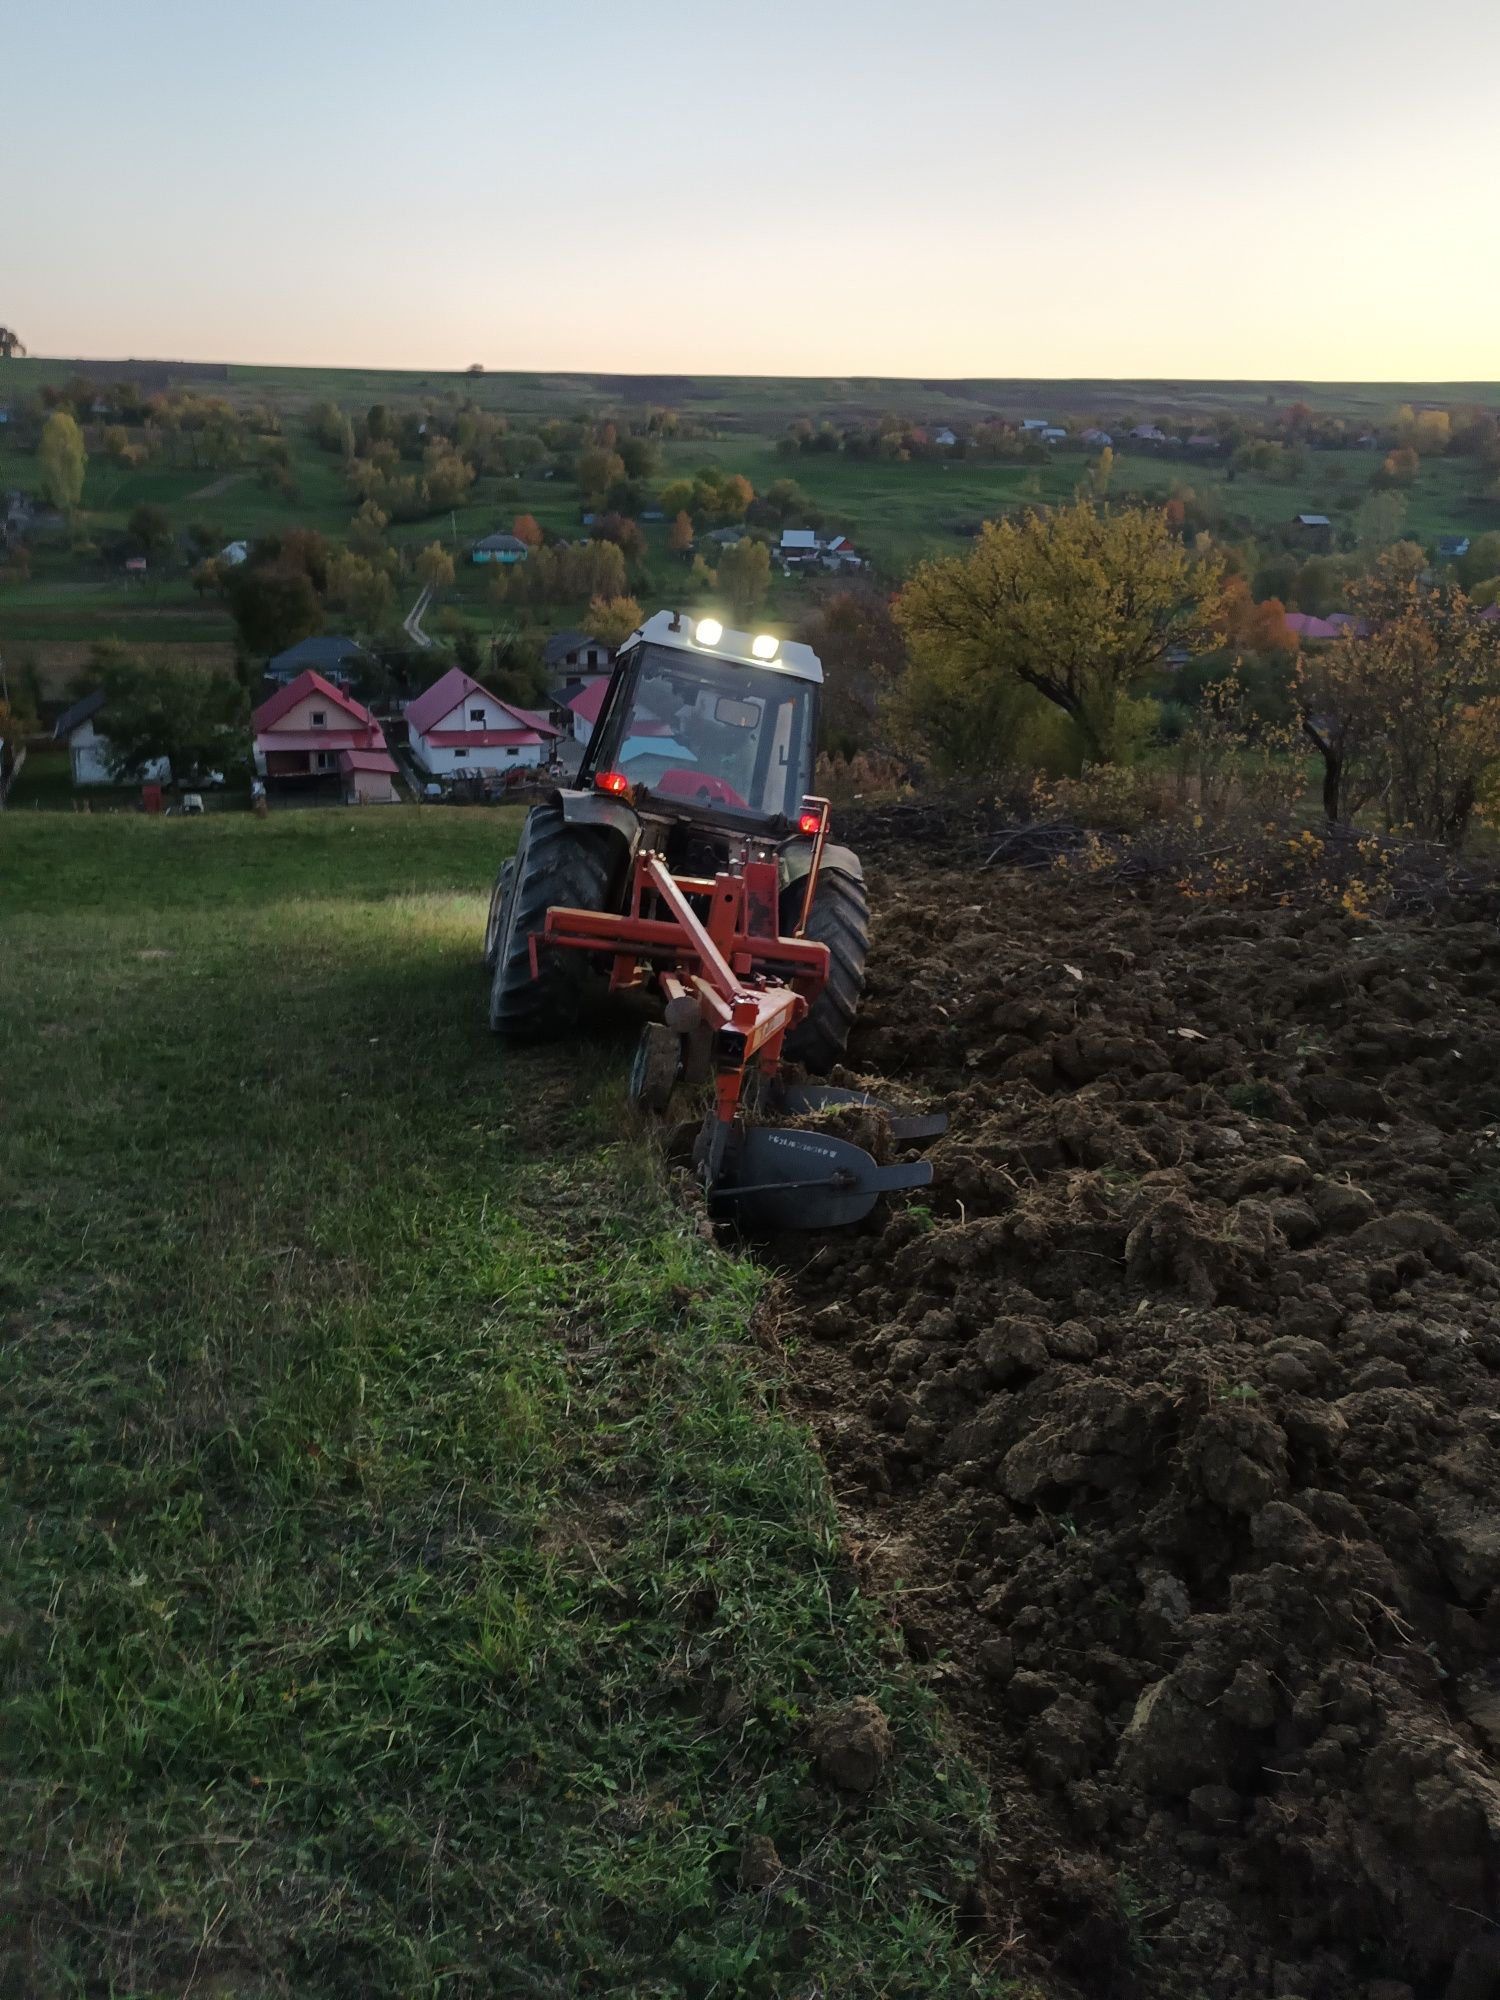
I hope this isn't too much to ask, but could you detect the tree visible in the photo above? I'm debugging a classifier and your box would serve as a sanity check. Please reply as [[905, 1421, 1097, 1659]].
[[349, 499, 390, 560], [1374, 446, 1419, 488], [512, 513, 544, 549], [895, 499, 1225, 764], [667, 509, 694, 554], [796, 587, 907, 754], [584, 595, 643, 647], [91, 646, 250, 784], [327, 550, 396, 634], [658, 480, 696, 519], [1456, 532, 1500, 591], [415, 541, 456, 596], [575, 447, 626, 501], [224, 563, 324, 656], [0, 326, 26, 359], [128, 502, 174, 556], [1356, 491, 1407, 555], [717, 538, 771, 621], [38, 411, 87, 512], [1301, 554, 1500, 840]]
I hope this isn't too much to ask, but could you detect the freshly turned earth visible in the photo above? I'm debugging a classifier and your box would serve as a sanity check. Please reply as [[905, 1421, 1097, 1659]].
[[776, 842, 1500, 2000]]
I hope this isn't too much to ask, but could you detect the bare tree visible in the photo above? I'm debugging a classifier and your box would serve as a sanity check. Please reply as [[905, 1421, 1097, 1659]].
[[0, 326, 27, 359]]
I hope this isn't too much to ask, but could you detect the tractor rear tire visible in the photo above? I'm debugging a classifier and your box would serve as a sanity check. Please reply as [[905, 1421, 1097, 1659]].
[[488, 803, 614, 1037], [482, 859, 515, 973], [781, 867, 869, 1075]]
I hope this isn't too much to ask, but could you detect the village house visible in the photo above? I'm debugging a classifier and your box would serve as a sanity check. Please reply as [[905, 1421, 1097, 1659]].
[[1187, 434, 1219, 452], [543, 630, 618, 704], [1292, 513, 1334, 553], [1080, 427, 1113, 447], [1437, 535, 1471, 562], [470, 531, 530, 566], [1020, 418, 1050, 433], [52, 689, 170, 787], [252, 670, 398, 803], [264, 634, 372, 689], [1041, 426, 1068, 444], [405, 666, 557, 778], [931, 425, 958, 448], [779, 528, 821, 568], [1128, 425, 1167, 444], [219, 539, 249, 567]]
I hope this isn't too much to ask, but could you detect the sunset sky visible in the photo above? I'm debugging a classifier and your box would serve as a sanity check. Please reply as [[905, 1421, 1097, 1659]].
[[9, 0, 1499, 379]]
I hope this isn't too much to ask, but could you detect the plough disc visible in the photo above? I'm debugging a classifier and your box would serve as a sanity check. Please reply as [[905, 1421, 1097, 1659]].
[[711, 1125, 933, 1232]]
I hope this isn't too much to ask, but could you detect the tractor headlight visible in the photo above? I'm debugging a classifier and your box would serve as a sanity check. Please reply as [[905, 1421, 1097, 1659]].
[[695, 618, 723, 647], [751, 633, 779, 660]]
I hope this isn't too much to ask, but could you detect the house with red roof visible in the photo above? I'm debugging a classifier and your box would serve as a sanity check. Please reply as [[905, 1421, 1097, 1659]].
[[251, 669, 399, 804], [405, 666, 558, 778]]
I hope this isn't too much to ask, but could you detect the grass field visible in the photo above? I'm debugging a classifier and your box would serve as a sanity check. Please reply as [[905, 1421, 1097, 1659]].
[[0, 810, 998, 2000]]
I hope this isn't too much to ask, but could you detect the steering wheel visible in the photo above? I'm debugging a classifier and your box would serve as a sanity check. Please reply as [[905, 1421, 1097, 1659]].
[[653, 768, 748, 808]]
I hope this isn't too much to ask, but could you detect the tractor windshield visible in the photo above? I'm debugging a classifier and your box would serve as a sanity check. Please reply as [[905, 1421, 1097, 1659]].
[[600, 644, 815, 820]]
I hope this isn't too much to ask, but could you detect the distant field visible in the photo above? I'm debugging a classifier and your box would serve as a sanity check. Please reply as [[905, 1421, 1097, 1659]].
[[8, 356, 1500, 425], [3, 356, 1497, 666]]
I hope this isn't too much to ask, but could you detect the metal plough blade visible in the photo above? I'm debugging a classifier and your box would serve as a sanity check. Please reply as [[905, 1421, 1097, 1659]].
[[711, 1126, 933, 1231], [776, 1082, 949, 1145]]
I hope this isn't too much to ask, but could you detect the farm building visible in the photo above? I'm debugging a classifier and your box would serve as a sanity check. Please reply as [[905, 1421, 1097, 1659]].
[[264, 635, 372, 689], [1292, 513, 1334, 552], [1041, 426, 1068, 444], [931, 426, 958, 447], [1128, 425, 1167, 444], [779, 528, 820, 565], [471, 532, 530, 566], [405, 666, 557, 777], [52, 689, 170, 787], [252, 670, 397, 802], [1438, 536, 1471, 561], [219, 540, 249, 566], [1081, 427, 1113, 447], [1020, 418, 1050, 433]]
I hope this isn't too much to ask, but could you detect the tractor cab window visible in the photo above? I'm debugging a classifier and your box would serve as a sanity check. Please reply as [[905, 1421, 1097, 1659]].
[[603, 645, 813, 819]]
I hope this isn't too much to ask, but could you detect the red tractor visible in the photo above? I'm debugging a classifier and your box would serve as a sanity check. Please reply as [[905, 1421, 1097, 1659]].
[[483, 610, 941, 1227]]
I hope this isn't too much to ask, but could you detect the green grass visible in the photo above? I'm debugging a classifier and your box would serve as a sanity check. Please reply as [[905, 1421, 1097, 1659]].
[[0, 810, 995, 2000]]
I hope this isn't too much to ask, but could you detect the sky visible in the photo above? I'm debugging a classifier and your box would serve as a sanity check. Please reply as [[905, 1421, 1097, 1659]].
[[7, 0, 1500, 381]]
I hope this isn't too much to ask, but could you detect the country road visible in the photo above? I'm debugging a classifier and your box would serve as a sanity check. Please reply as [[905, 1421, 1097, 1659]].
[[403, 584, 434, 649]]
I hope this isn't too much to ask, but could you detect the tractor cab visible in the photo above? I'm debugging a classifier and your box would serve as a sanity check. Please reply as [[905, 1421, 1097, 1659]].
[[577, 611, 822, 836]]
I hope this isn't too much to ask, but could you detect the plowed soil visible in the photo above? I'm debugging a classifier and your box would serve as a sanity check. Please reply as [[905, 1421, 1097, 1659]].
[[775, 846, 1500, 1999]]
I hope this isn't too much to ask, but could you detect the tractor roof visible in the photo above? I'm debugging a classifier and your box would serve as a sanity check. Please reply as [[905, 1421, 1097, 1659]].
[[627, 609, 823, 684]]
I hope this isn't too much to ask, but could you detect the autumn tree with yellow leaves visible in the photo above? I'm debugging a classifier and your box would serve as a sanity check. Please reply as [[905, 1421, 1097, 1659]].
[[1301, 550, 1500, 843], [892, 499, 1226, 768]]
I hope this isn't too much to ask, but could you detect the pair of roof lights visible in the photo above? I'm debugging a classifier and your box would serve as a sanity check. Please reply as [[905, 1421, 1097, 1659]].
[[693, 617, 778, 662]]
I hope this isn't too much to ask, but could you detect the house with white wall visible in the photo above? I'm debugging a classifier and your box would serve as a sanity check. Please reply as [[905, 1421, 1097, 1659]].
[[405, 667, 557, 777], [252, 669, 399, 802], [53, 689, 170, 786]]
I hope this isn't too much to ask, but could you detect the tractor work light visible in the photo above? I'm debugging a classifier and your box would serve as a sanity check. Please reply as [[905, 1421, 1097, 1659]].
[[751, 633, 779, 660], [595, 770, 631, 796], [694, 618, 723, 646]]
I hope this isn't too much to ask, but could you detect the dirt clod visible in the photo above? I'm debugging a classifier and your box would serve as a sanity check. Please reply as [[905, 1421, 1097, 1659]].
[[807, 1695, 894, 1794]]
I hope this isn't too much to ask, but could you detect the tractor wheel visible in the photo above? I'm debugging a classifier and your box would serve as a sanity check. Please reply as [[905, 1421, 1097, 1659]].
[[781, 867, 869, 1075], [482, 859, 515, 973], [488, 803, 614, 1037]]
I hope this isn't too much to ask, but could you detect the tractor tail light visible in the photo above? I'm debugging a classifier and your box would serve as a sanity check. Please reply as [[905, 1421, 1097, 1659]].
[[596, 770, 630, 797], [797, 808, 824, 836]]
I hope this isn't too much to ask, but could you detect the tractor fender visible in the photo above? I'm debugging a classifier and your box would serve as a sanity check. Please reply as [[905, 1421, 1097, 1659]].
[[779, 838, 864, 892], [556, 788, 642, 850]]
